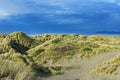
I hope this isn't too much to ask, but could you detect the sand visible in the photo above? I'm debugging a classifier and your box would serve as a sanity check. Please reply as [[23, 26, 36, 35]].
[[42, 51, 120, 80]]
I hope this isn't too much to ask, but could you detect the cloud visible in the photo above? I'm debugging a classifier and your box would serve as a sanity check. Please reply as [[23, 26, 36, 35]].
[[0, 0, 120, 18], [0, 10, 120, 34], [0, 0, 72, 19], [0, 0, 120, 34]]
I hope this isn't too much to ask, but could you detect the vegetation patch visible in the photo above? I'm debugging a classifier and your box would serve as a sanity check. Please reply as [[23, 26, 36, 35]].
[[94, 55, 120, 74], [0, 32, 120, 79]]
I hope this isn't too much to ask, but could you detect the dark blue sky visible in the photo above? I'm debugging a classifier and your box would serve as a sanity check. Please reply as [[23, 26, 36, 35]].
[[0, 0, 120, 35]]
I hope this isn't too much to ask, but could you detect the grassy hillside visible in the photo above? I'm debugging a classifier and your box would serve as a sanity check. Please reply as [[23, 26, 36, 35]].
[[28, 34, 120, 63], [0, 32, 120, 80]]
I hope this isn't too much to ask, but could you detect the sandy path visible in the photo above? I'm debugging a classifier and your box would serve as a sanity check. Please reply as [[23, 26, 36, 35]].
[[42, 51, 120, 80]]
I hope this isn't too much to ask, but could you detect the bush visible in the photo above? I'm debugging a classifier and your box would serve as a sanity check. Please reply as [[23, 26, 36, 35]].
[[33, 49, 45, 57], [83, 47, 92, 52], [49, 66, 63, 75], [52, 38, 60, 44]]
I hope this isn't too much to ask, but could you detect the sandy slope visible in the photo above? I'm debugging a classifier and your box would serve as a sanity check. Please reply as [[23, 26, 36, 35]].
[[42, 51, 120, 80]]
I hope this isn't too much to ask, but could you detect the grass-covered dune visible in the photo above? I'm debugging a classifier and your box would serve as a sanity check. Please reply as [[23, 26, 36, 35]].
[[0, 32, 120, 80]]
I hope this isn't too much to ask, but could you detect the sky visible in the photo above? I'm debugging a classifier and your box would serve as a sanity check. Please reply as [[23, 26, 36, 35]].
[[0, 0, 120, 35]]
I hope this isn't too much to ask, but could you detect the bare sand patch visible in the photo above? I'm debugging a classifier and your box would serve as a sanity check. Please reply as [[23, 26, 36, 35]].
[[42, 51, 120, 80]]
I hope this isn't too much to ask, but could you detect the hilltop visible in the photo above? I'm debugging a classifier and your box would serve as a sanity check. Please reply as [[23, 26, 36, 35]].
[[0, 32, 120, 80]]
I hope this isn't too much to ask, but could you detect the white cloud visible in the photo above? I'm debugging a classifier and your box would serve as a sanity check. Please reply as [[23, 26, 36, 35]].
[[0, 11, 11, 19], [0, 0, 120, 20]]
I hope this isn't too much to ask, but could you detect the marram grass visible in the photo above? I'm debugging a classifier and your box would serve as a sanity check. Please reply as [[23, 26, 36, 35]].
[[0, 32, 120, 79]]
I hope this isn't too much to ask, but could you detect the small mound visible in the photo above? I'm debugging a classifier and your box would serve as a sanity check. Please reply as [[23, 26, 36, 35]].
[[0, 32, 34, 54], [55, 44, 75, 53], [10, 32, 34, 48]]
